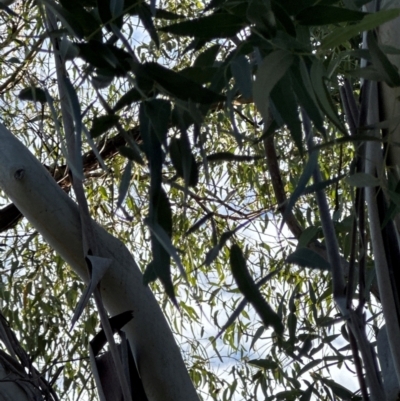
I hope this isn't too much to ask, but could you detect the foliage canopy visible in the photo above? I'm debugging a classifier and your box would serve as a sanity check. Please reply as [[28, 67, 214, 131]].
[[0, 0, 399, 400]]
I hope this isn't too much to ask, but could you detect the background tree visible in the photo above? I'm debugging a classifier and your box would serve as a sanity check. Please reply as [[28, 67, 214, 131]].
[[1, 0, 400, 400]]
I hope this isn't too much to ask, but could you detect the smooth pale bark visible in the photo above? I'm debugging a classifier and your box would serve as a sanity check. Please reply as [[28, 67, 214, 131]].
[[367, 2, 400, 398], [0, 122, 199, 401], [379, 0, 400, 177]]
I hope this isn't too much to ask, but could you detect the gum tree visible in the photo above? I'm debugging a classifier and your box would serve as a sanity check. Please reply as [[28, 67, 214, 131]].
[[1, 0, 400, 400]]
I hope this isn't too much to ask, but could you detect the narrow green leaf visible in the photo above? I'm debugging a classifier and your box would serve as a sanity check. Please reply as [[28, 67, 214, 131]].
[[298, 226, 321, 248]]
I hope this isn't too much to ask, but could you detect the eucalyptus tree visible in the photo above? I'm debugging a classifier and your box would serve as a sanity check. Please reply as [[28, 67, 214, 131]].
[[1, 0, 400, 400]]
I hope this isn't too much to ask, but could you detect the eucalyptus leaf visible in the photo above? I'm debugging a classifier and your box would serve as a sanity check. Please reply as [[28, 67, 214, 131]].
[[253, 50, 294, 123], [320, 8, 400, 50], [345, 172, 380, 187], [286, 248, 331, 270]]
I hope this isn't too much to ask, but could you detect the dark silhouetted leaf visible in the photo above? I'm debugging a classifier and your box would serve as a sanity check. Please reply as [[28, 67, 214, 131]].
[[76, 41, 131, 75], [186, 213, 214, 236], [310, 59, 346, 133], [282, 150, 318, 227], [113, 87, 142, 111], [179, 66, 218, 84], [194, 44, 221, 67], [297, 6, 365, 26], [169, 137, 199, 187], [143, 260, 158, 285], [231, 55, 253, 99], [145, 218, 186, 281], [137, 62, 225, 104], [318, 377, 355, 399], [154, 8, 184, 20], [250, 326, 265, 350], [290, 59, 325, 134], [253, 50, 294, 123], [320, 8, 400, 50], [271, 74, 303, 152], [18, 87, 47, 103], [298, 360, 322, 377], [116, 161, 132, 208], [345, 172, 380, 187], [230, 244, 284, 335], [144, 99, 171, 145], [248, 358, 278, 370], [207, 152, 264, 162], [118, 146, 144, 165], [367, 31, 400, 87], [205, 230, 234, 266], [90, 115, 120, 138], [286, 248, 331, 270], [299, 383, 314, 401], [247, 0, 276, 37], [137, 3, 160, 47], [41, 0, 84, 39], [160, 13, 245, 39], [59, 0, 100, 37]]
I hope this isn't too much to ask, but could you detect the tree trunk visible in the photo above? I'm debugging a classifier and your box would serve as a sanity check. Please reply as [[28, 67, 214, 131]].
[[0, 122, 199, 401]]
